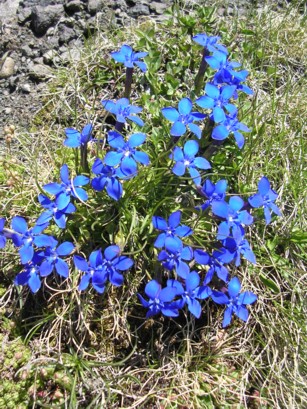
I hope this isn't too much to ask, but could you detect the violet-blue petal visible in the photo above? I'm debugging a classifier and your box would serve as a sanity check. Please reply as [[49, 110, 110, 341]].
[[186, 271, 200, 291], [152, 216, 168, 231], [195, 95, 214, 109], [189, 167, 201, 185], [74, 255, 88, 272], [184, 140, 199, 157], [133, 151, 149, 165], [55, 258, 69, 278], [145, 280, 160, 298], [74, 175, 90, 186], [178, 98, 192, 115], [170, 121, 186, 137], [57, 241, 74, 256], [168, 210, 181, 228], [78, 273, 91, 291], [187, 298, 202, 318], [197, 285, 212, 299], [188, 123, 202, 139], [212, 201, 229, 218], [160, 287, 177, 302], [154, 232, 166, 248], [165, 237, 182, 253], [73, 187, 88, 202], [19, 245, 34, 264], [258, 176, 271, 195], [104, 245, 120, 261], [211, 290, 229, 304], [114, 255, 133, 270], [175, 225, 192, 237], [194, 157, 211, 170], [172, 161, 186, 176], [236, 306, 249, 322], [213, 107, 226, 123], [233, 131, 245, 149], [176, 260, 189, 278], [228, 277, 241, 298], [172, 146, 184, 162], [222, 306, 233, 327], [238, 291, 257, 305], [28, 273, 41, 293], [12, 216, 28, 234], [128, 132, 146, 148], [194, 249, 210, 265], [40, 260, 54, 277], [212, 125, 229, 140], [181, 246, 193, 260], [161, 107, 180, 122]]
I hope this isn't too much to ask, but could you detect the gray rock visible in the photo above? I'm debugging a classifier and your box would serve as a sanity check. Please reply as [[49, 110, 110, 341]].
[[65, 0, 83, 13], [21, 45, 34, 57], [150, 2, 168, 15], [28, 62, 53, 80], [88, 0, 104, 15], [31, 5, 65, 36], [0, 57, 16, 79], [59, 25, 77, 44], [128, 4, 150, 17], [20, 83, 32, 93], [43, 49, 59, 65], [17, 7, 33, 24], [0, 0, 20, 24]]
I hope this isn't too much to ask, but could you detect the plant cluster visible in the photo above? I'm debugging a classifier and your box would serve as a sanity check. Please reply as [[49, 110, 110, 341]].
[[0, 31, 281, 330]]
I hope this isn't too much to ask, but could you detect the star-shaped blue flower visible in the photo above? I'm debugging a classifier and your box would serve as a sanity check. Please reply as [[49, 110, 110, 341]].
[[248, 176, 281, 225], [101, 98, 144, 127], [196, 83, 236, 123], [152, 210, 193, 248], [158, 237, 193, 279], [161, 97, 206, 139], [104, 131, 149, 178], [74, 249, 108, 294], [64, 124, 93, 148], [36, 194, 76, 229], [170, 140, 211, 186], [91, 158, 123, 201], [192, 33, 228, 54], [197, 178, 228, 211], [111, 44, 148, 72], [138, 279, 180, 318], [39, 240, 75, 278], [211, 276, 257, 327], [0, 218, 7, 248]]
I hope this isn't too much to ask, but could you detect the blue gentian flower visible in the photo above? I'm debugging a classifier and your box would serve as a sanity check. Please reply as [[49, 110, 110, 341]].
[[152, 210, 193, 248], [43, 164, 89, 210], [212, 196, 254, 240], [158, 237, 193, 279], [111, 44, 148, 72], [212, 108, 251, 149], [100, 245, 134, 287], [196, 83, 236, 123], [192, 34, 228, 54], [101, 98, 144, 127], [170, 140, 211, 186], [161, 97, 206, 138], [194, 248, 233, 283], [36, 194, 76, 229], [91, 158, 123, 201], [223, 228, 256, 266], [64, 124, 93, 148], [74, 249, 108, 294], [205, 51, 242, 81], [228, 70, 253, 97], [0, 218, 6, 248], [11, 216, 55, 264], [138, 279, 180, 318], [248, 176, 281, 225], [197, 179, 227, 211], [167, 272, 212, 318], [14, 253, 44, 293], [211, 276, 257, 327], [104, 131, 149, 178], [39, 240, 74, 278]]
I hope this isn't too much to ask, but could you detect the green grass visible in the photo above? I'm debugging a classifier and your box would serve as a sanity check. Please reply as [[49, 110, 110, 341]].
[[0, 0, 306, 407]]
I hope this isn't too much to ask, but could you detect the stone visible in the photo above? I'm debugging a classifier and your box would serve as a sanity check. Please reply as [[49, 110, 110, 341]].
[[17, 7, 33, 24], [150, 2, 168, 15], [43, 49, 59, 65], [58, 25, 77, 45], [31, 5, 65, 36], [88, 0, 104, 16], [21, 45, 33, 57], [20, 83, 32, 93], [65, 0, 83, 13], [128, 4, 150, 17], [0, 57, 16, 79], [28, 62, 54, 80], [0, 0, 20, 24]]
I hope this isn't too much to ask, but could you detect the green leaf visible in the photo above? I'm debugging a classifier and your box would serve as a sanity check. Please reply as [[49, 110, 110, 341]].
[[260, 274, 280, 293]]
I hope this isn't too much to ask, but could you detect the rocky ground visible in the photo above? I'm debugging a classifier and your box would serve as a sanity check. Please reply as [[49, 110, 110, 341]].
[[0, 0, 272, 139]]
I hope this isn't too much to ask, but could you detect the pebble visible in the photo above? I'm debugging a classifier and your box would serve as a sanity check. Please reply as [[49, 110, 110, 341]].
[[0, 57, 16, 79]]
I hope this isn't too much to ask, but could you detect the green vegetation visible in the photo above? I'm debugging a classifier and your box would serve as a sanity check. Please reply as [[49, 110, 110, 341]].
[[0, 0, 306, 407]]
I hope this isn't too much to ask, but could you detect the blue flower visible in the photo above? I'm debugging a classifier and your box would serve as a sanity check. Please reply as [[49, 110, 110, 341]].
[[138, 279, 180, 318], [74, 249, 108, 294], [38, 240, 74, 278], [158, 237, 193, 279], [197, 179, 227, 211], [91, 158, 123, 201], [43, 164, 89, 210], [192, 33, 228, 54], [100, 245, 134, 287], [211, 277, 257, 327], [11, 216, 56, 264], [111, 44, 148, 72], [212, 108, 251, 149], [152, 210, 193, 248], [167, 272, 212, 318], [212, 196, 254, 240], [64, 124, 93, 148], [0, 218, 7, 248], [161, 97, 206, 138], [196, 83, 236, 123], [104, 131, 149, 178], [14, 253, 44, 293], [248, 176, 281, 225], [36, 194, 76, 229], [194, 248, 233, 283], [170, 140, 211, 186], [223, 228, 256, 267], [205, 51, 242, 81], [101, 98, 144, 127]]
